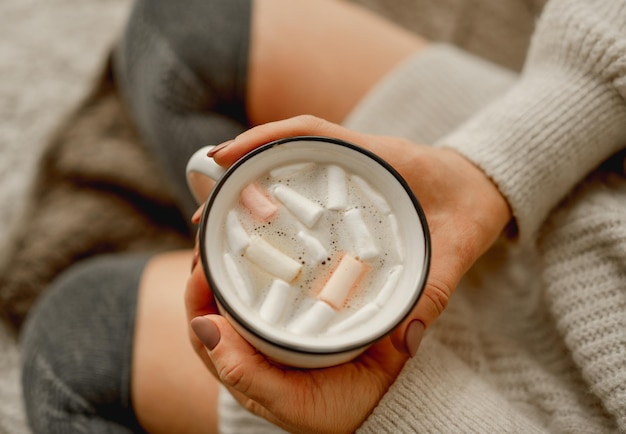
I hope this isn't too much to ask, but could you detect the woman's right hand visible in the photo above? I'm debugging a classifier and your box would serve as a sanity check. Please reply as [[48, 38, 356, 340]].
[[210, 115, 512, 354]]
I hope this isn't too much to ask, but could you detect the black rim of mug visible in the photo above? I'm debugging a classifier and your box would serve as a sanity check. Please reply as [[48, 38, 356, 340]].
[[198, 135, 431, 356]]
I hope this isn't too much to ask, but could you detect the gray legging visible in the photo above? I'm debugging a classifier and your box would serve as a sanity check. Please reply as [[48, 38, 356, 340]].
[[21, 255, 151, 434], [20, 0, 251, 431]]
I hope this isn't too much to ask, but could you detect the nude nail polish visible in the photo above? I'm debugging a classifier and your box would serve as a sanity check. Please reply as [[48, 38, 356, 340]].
[[207, 140, 234, 157], [191, 204, 205, 224], [406, 320, 425, 357], [190, 250, 199, 273], [191, 316, 221, 350]]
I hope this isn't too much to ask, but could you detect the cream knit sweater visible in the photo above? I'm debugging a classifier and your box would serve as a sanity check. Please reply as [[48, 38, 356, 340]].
[[219, 0, 626, 432]]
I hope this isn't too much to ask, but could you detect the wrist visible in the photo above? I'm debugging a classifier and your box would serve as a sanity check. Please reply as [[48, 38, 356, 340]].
[[400, 143, 512, 262], [449, 147, 510, 218], [441, 147, 512, 241]]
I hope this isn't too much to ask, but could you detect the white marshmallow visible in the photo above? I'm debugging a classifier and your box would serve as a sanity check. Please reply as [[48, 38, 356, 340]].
[[388, 214, 404, 261], [272, 184, 324, 228], [245, 235, 302, 282], [289, 300, 336, 335], [344, 208, 379, 260], [326, 165, 348, 210], [223, 253, 255, 305], [328, 302, 380, 334], [259, 279, 293, 325], [297, 230, 328, 263], [226, 210, 250, 253], [350, 175, 391, 214], [318, 254, 365, 309], [374, 264, 403, 307], [270, 162, 315, 179]]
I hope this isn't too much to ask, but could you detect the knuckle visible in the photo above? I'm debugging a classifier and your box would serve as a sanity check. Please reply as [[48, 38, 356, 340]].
[[294, 114, 331, 131], [240, 396, 265, 415], [218, 361, 252, 394], [423, 278, 452, 317]]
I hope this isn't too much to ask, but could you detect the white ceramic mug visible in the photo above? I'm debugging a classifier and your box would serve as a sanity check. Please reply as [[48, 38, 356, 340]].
[[186, 136, 430, 368]]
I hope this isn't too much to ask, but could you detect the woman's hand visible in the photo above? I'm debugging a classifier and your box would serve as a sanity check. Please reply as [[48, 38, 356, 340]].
[[185, 115, 511, 432], [210, 115, 512, 354]]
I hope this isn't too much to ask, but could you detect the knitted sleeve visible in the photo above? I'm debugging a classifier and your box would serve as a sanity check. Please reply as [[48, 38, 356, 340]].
[[442, 0, 626, 244]]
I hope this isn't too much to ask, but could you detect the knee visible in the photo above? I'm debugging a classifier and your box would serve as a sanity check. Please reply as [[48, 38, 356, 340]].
[[114, 0, 252, 112], [20, 255, 150, 432]]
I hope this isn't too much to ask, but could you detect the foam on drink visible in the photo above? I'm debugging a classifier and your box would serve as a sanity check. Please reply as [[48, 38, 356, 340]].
[[221, 161, 406, 336]]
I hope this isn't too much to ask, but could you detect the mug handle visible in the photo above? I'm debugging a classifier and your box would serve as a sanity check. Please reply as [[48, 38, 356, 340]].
[[186, 145, 227, 204]]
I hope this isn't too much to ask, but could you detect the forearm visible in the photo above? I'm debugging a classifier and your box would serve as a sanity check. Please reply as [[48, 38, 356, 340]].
[[441, 0, 626, 244]]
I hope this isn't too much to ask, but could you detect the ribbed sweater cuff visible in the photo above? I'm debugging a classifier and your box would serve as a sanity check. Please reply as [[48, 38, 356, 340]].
[[344, 43, 516, 144], [441, 68, 626, 244]]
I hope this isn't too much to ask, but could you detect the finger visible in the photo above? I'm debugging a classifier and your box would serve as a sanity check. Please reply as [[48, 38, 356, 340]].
[[191, 203, 206, 225], [190, 316, 285, 427], [185, 265, 220, 370], [184, 261, 217, 322], [192, 315, 296, 408], [390, 252, 461, 356], [212, 115, 367, 166]]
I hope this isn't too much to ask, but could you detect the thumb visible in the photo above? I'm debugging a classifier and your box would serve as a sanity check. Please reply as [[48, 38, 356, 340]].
[[190, 315, 287, 405], [390, 263, 457, 356]]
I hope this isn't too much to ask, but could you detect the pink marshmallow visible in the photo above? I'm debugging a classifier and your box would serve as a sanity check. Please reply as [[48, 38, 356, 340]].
[[318, 254, 366, 309], [240, 183, 278, 221]]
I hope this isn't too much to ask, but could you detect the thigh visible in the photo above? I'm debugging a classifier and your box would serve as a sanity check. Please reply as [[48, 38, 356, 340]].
[[247, 0, 426, 125], [132, 251, 220, 434]]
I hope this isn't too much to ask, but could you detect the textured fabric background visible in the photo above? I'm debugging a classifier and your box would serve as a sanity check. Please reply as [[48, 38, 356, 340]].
[[0, 0, 130, 431]]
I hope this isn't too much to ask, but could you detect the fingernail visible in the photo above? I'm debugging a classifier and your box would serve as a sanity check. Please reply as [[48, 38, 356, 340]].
[[406, 320, 425, 357], [190, 249, 199, 273], [191, 316, 221, 350], [191, 204, 205, 224], [207, 140, 234, 157]]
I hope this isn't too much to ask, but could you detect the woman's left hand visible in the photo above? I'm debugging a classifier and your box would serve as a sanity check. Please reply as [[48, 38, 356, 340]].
[[185, 261, 408, 434]]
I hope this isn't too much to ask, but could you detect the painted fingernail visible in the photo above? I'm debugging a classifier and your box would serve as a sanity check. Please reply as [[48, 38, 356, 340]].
[[191, 204, 205, 224], [191, 316, 221, 350], [207, 140, 234, 157], [190, 249, 199, 273], [406, 320, 425, 357]]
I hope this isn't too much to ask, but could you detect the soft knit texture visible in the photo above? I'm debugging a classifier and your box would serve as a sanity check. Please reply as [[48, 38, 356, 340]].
[[349, 0, 626, 244], [218, 0, 626, 432]]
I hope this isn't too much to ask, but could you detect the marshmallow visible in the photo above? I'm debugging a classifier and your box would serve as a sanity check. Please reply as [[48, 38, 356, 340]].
[[240, 183, 278, 221], [270, 162, 315, 179], [344, 208, 379, 260], [326, 165, 348, 210], [259, 279, 293, 325], [350, 175, 391, 214], [245, 235, 302, 282], [297, 230, 328, 263], [318, 254, 365, 309], [289, 300, 336, 335], [374, 264, 403, 307], [328, 302, 380, 334], [223, 253, 255, 305], [388, 214, 404, 261], [272, 184, 325, 228], [226, 210, 250, 253]]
